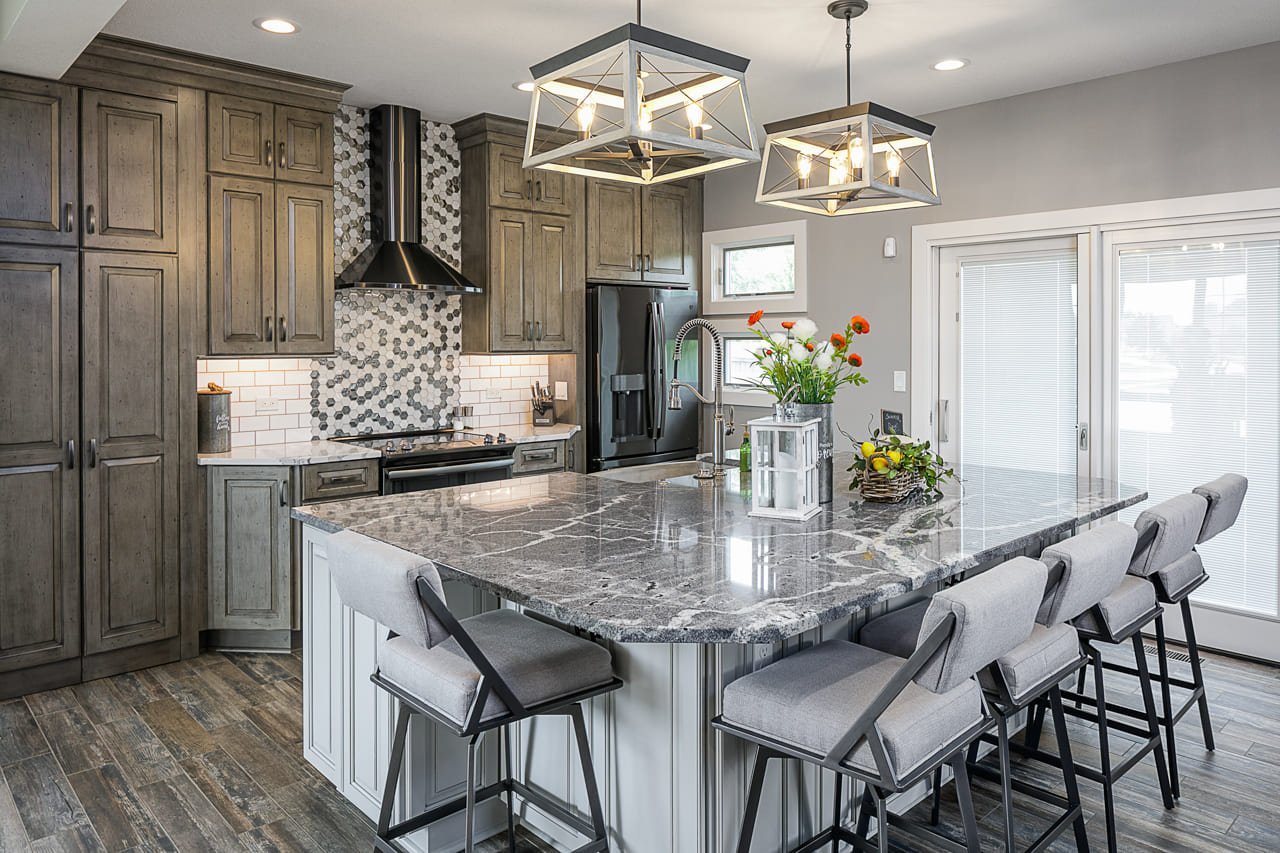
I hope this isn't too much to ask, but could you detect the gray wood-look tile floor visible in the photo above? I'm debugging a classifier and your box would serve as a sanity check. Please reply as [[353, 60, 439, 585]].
[[0, 645, 1275, 851]]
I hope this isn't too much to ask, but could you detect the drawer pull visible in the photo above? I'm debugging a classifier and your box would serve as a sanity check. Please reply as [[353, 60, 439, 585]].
[[319, 473, 365, 486], [523, 450, 556, 461]]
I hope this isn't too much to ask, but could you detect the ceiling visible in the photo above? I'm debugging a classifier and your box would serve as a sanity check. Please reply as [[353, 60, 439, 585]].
[[101, 0, 1280, 124]]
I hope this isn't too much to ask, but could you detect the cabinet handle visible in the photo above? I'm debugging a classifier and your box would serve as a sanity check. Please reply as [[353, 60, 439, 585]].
[[567, 444, 574, 470], [281, 480, 289, 507], [523, 449, 556, 461], [318, 472, 365, 486], [535, 320, 543, 340], [67, 439, 76, 470], [535, 180, 543, 201], [88, 438, 98, 468], [64, 203, 74, 233], [265, 140, 274, 167], [265, 316, 274, 343], [526, 320, 533, 341], [85, 205, 96, 235], [279, 142, 287, 168], [525, 178, 533, 200], [644, 253, 652, 271], [634, 253, 641, 272], [278, 315, 287, 342]]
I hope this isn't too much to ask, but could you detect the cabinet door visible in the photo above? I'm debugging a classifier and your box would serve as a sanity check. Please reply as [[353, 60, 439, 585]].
[[488, 143, 533, 210], [81, 90, 178, 252], [275, 184, 334, 354], [0, 78, 77, 247], [532, 214, 573, 351], [208, 467, 292, 631], [586, 180, 642, 281], [489, 209, 535, 351], [81, 252, 179, 655], [642, 183, 696, 286], [530, 168, 572, 216], [0, 249, 80, 673], [275, 106, 334, 186], [209, 175, 276, 355], [208, 93, 275, 179]]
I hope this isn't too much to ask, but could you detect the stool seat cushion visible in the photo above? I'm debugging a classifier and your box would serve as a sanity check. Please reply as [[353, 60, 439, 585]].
[[858, 600, 928, 659], [1073, 575, 1157, 638], [721, 639, 983, 783], [379, 609, 614, 727], [984, 623, 1082, 704], [1155, 550, 1206, 602]]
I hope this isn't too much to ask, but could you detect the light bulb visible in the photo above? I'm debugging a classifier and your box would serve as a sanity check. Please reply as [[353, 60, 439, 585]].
[[639, 104, 653, 132], [685, 100, 704, 139], [576, 102, 595, 140], [796, 153, 812, 189], [850, 136, 865, 179], [887, 151, 902, 186], [830, 150, 849, 185]]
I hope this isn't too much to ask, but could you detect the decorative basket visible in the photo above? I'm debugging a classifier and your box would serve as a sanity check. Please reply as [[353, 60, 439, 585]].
[[859, 462, 920, 502]]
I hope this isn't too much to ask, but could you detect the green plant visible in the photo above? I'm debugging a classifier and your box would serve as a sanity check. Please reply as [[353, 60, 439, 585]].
[[743, 310, 870, 404], [847, 428, 956, 499]]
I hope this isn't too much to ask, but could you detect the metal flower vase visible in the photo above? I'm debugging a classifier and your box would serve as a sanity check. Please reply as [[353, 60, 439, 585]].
[[791, 402, 834, 503]]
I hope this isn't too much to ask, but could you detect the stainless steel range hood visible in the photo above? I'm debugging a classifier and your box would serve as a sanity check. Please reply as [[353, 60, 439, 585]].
[[336, 104, 480, 293]]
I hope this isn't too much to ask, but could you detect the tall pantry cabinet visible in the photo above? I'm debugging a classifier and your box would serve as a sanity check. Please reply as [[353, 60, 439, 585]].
[[0, 38, 347, 697]]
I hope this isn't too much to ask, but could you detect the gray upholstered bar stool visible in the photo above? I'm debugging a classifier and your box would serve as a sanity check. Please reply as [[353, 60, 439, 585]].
[[327, 531, 622, 853], [858, 525, 1140, 852], [714, 557, 1045, 853]]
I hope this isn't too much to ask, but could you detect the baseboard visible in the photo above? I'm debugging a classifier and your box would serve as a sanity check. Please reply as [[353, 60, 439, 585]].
[[82, 637, 182, 681], [202, 628, 297, 653], [0, 658, 82, 700]]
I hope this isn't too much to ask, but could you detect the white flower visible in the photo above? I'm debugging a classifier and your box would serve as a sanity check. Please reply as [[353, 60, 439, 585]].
[[792, 318, 818, 341], [814, 351, 834, 371], [789, 340, 810, 362], [814, 340, 832, 356], [770, 332, 789, 347]]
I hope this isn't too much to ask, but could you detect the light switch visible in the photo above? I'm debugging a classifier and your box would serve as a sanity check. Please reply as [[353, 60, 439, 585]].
[[893, 371, 907, 393], [255, 397, 284, 414], [554, 381, 569, 400], [883, 236, 897, 259]]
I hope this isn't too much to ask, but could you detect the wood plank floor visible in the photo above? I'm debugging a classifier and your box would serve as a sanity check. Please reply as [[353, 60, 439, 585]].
[[0, 645, 1275, 851]]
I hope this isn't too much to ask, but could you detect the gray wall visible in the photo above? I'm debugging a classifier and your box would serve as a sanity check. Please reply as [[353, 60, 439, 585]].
[[702, 40, 1280, 453]]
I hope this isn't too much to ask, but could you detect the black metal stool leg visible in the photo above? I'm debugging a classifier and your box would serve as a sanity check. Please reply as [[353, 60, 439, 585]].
[[1049, 685, 1090, 853], [930, 766, 942, 826], [950, 754, 981, 852], [875, 788, 890, 853], [502, 725, 516, 853], [1181, 597, 1216, 751], [1091, 647, 1118, 853], [855, 786, 874, 842], [996, 714, 1014, 853], [1153, 612, 1180, 799], [1075, 653, 1089, 710], [737, 746, 770, 853], [465, 732, 482, 853], [377, 704, 412, 846], [1131, 634, 1176, 811], [831, 771, 843, 852], [567, 704, 609, 847], [1023, 699, 1046, 752]]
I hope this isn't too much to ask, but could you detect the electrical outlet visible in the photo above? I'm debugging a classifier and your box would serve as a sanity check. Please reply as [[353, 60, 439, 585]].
[[255, 397, 284, 414], [893, 371, 907, 393], [484, 388, 501, 400], [555, 381, 569, 400]]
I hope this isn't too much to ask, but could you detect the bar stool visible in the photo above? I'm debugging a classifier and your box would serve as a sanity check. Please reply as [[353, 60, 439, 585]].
[[859, 525, 1138, 852], [714, 556, 1046, 853], [327, 531, 622, 853]]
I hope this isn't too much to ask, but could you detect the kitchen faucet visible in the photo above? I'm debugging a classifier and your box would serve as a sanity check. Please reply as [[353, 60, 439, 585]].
[[669, 318, 734, 479]]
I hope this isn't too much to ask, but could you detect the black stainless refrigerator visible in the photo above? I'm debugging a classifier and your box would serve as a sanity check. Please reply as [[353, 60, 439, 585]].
[[586, 284, 700, 471]]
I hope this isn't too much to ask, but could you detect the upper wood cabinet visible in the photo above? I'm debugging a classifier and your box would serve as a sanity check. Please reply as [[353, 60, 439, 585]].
[[487, 143, 572, 215], [208, 94, 334, 186], [275, 183, 335, 354], [81, 90, 178, 253], [586, 179, 699, 287], [0, 79, 78, 247]]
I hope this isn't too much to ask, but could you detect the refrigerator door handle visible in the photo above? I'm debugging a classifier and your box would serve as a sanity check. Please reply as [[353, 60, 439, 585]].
[[655, 301, 667, 439], [646, 301, 659, 439]]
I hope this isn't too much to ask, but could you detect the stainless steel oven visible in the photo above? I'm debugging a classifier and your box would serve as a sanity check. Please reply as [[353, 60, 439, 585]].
[[333, 430, 517, 495], [382, 454, 515, 494]]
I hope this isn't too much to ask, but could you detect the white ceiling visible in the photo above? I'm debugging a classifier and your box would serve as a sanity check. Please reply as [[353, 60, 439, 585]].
[[102, 0, 1280, 124]]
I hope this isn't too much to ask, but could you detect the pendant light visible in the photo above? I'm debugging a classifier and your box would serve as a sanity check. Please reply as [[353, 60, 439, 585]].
[[522, 0, 759, 185], [756, 0, 940, 215]]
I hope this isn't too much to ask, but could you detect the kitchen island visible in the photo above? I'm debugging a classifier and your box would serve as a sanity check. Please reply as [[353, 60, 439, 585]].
[[293, 457, 1144, 852]]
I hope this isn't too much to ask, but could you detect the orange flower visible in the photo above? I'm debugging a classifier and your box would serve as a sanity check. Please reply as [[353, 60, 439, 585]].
[[781, 320, 795, 330], [850, 315, 870, 334], [804, 342, 815, 352], [830, 332, 847, 349], [764, 349, 774, 356], [848, 353, 863, 367], [748, 309, 764, 326]]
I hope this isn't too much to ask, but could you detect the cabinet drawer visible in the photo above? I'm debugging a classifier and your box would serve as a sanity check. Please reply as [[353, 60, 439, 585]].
[[301, 459, 380, 501], [512, 441, 565, 475]]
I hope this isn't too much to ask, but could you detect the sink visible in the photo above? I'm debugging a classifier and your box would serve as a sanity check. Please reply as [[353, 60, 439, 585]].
[[592, 459, 742, 486]]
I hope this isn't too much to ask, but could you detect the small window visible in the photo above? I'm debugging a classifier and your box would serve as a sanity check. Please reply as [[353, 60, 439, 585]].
[[704, 220, 807, 315], [724, 337, 765, 388]]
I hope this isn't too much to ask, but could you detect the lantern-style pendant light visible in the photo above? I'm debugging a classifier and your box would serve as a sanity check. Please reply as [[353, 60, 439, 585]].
[[756, 0, 940, 215], [523, 0, 759, 185]]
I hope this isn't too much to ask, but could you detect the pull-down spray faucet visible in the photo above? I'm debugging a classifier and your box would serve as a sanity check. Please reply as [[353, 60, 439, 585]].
[[670, 318, 733, 479]]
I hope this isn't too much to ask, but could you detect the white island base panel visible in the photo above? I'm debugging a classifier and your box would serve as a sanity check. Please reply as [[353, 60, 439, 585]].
[[301, 525, 954, 852]]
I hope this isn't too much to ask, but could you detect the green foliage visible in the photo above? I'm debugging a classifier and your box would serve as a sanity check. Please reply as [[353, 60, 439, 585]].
[[848, 428, 956, 500]]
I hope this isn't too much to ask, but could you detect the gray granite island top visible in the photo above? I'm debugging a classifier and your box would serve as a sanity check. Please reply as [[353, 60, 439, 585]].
[[292, 454, 1146, 644]]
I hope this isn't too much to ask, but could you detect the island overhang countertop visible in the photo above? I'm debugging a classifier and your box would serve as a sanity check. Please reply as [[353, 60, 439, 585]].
[[292, 455, 1146, 644]]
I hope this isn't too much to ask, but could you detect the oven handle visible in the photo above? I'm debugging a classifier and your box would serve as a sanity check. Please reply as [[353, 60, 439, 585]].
[[384, 458, 515, 479]]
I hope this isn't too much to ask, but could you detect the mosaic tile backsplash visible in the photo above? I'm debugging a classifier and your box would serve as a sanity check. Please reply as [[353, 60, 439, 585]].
[[198, 106, 554, 446]]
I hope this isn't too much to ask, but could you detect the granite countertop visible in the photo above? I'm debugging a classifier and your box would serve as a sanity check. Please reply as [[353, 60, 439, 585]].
[[198, 439, 381, 467], [499, 424, 580, 444], [293, 455, 1146, 644]]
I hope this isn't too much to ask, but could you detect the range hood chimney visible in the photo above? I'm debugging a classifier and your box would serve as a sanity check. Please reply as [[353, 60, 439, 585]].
[[336, 104, 480, 293]]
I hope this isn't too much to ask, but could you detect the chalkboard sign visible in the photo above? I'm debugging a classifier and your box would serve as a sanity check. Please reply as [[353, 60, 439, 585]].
[[880, 409, 905, 436]]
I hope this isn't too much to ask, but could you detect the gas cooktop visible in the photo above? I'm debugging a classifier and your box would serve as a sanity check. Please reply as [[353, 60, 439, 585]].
[[334, 429, 512, 459]]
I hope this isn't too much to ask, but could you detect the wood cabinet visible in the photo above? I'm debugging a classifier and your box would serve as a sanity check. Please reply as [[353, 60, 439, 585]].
[[207, 466, 292, 632], [208, 94, 334, 186], [81, 90, 179, 253], [208, 176, 333, 355], [0, 248, 80, 677], [488, 143, 572, 215], [586, 179, 699, 287], [512, 440, 567, 476], [80, 252, 180, 655], [0, 79, 78, 247]]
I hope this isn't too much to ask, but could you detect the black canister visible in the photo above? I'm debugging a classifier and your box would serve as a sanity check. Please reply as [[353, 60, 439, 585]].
[[198, 383, 232, 453]]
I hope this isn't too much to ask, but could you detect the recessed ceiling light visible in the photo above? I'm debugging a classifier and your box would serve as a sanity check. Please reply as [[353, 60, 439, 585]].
[[254, 17, 298, 35], [513, 81, 535, 92], [932, 58, 968, 72]]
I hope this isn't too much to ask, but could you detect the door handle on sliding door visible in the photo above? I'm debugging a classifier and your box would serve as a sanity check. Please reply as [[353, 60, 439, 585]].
[[937, 399, 950, 443]]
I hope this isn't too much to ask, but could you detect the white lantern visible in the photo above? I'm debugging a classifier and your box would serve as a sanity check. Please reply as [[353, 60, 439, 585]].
[[748, 416, 821, 521]]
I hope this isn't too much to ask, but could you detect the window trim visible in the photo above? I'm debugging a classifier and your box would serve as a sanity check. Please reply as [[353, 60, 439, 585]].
[[701, 318, 776, 407], [702, 220, 808, 315]]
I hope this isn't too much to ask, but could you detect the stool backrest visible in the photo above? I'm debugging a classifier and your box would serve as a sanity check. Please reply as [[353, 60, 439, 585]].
[[327, 531, 451, 649], [1194, 474, 1248, 543], [1130, 493, 1208, 578], [1039, 522, 1136, 625], [913, 557, 1045, 694]]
